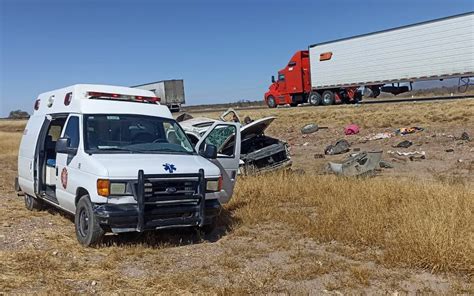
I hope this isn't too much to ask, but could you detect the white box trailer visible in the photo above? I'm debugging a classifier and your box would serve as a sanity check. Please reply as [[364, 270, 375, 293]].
[[309, 12, 474, 89], [264, 12, 474, 108], [132, 79, 185, 112]]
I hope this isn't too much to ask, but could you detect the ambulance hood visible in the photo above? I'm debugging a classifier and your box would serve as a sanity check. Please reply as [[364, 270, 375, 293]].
[[90, 153, 221, 179]]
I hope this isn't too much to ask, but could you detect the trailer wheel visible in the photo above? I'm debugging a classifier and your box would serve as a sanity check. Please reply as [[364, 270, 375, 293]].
[[267, 96, 277, 108], [322, 90, 335, 105], [25, 194, 43, 211], [308, 92, 322, 106], [75, 195, 105, 247]]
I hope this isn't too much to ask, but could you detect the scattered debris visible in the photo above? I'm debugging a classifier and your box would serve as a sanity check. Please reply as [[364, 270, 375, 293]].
[[91, 281, 97, 286], [459, 132, 470, 141], [393, 140, 413, 148], [388, 150, 426, 157], [325, 139, 351, 155], [379, 160, 394, 168], [314, 153, 325, 159], [328, 151, 383, 176], [301, 123, 328, 134], [387, 150, 426, 161], [445, 148, 454, 152], [344, 124, 360, 135], [396, 127, 424, 135], [364, 132, 393, 141], [409, 155, 425, 161], [52, 251, 58, 256], [303, 142, 309, 146], [353, 147, 361, 152]]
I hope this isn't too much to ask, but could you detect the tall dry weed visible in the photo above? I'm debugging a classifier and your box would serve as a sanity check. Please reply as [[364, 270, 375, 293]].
[[230, 172, 473, 274], [0, 131, 22, 156]]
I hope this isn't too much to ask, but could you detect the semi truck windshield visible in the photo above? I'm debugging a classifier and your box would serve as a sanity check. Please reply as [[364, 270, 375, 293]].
[[84, 114, 195, 154]]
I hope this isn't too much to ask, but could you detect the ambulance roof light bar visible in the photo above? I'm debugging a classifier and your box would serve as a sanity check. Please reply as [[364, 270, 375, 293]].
[[87, 92, 160, 104]]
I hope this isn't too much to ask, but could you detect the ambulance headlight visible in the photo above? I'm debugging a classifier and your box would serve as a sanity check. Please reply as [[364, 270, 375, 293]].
[[108, 182, 133, 196], [110, 182, 126, 195], [206, 176, 222, 192]]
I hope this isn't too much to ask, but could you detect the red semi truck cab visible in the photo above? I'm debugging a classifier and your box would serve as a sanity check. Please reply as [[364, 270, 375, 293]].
[[264, 50, 311, 108]]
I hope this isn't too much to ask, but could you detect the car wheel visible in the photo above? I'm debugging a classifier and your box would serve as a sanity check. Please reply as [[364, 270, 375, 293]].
[[24, 194, 43, 211], [75, 195, 105, 247], [309, 92, 322, 106], [322, 90, 335, 106], [267, 96, 277, 108]]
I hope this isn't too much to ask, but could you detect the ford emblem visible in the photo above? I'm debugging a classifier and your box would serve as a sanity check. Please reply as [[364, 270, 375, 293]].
[[165, 187, 177, 194]]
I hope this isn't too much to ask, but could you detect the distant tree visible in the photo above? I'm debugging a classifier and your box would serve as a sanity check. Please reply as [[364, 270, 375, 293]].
[[8, 110, 29, 119]]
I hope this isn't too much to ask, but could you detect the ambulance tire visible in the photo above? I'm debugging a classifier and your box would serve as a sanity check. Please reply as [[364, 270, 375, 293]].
[[24, 194, 43, 211], [75, 195, 105, 247]]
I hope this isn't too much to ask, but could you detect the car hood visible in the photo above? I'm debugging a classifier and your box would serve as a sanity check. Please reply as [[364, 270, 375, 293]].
[[90, 153, 220, 179], [241, 117, 275, 139]]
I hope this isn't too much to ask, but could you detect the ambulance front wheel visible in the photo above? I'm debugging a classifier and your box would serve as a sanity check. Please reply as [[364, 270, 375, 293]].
[[75, 195, 105, 247]]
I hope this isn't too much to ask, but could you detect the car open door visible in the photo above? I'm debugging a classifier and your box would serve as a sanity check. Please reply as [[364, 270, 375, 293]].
[[196, 122, 241, 203]]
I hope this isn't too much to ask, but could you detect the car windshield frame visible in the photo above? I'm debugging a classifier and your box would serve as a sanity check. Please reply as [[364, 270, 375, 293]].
[[83, 114, 196, 155]]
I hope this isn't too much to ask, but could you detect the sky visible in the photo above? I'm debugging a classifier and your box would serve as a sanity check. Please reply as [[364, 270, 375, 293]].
[[0, 0, 472, 116]]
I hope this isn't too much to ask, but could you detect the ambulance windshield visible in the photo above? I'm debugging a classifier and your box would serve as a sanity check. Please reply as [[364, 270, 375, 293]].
[[84, 115, 195, 154]]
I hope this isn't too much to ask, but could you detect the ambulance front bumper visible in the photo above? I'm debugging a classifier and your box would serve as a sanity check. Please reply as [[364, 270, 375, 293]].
[[93, 198, 221, 233], [93, 169, 220, 233]]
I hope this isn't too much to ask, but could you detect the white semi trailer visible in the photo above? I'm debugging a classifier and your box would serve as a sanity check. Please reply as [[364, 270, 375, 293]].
[[133, 79, 185, 112], [265, 12, 474, 107]]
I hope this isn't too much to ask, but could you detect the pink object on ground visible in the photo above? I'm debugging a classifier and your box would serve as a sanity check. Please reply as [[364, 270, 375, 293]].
[[344, 124, 360, 135]]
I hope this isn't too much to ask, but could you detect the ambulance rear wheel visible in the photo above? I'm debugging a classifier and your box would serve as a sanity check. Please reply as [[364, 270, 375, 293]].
[[322, 90, 335, 106], [267, 96, 277, 108], [24, 194, 43, 211], [75, 195, 104, 247]]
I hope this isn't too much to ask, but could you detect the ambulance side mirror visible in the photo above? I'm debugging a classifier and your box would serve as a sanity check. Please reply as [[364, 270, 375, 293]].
[[271, 75, 275, 83], [56, 137, 77, 155]]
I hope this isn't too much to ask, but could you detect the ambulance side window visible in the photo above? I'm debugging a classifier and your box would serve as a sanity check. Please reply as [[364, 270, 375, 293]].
[[63, 116, 80, 148]]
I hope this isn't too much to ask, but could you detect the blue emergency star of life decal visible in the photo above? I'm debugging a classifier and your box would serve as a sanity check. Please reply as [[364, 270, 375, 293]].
[[163, 163, 176, 173]]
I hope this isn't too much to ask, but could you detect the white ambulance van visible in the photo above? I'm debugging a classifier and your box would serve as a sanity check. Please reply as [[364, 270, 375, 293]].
[[16, 84, 241, 246]]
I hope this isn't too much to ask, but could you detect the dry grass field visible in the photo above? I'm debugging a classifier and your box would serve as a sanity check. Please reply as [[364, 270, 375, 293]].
[[1, 100, 473, 294]]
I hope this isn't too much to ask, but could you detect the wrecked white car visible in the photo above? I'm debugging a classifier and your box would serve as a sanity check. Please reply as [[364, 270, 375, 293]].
[[179, 113, 292, 175]]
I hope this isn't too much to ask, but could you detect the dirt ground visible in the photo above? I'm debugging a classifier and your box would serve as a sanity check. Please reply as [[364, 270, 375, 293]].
[[1, 99, 473, 294]]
